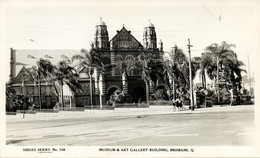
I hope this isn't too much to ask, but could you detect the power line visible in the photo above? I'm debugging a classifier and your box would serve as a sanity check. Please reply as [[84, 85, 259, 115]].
[[201, 5, 233, 33], [201, 5, 220, 22]]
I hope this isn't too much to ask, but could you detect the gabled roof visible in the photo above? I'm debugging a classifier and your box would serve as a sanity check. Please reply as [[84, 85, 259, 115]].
[[15, 66, 28, 78], [109, 27, 143, 50], [14, 66, 34, 82]]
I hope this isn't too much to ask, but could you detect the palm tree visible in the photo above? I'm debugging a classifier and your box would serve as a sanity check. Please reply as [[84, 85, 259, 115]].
[[200, 52, 214, 89], [164, 58, 184, 99], [221, 55, 246, 90], [27, 58, 54, 109], [135, 51, 153, 105], [28, 58, 81, 109], [164, 45, 199, 100], [164, 46, 185, 99], [72, 48, 105, 108], [205, 41, 236, 103], [27, 66, 41, 107], [53, 59, 81, 109]]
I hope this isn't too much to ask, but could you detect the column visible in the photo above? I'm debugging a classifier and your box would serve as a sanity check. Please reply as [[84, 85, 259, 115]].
[[110, 42, 116, 76], [99, 73, 105, 109], [159, 40, 163, 51], [122, 71, 128, 94], [159, 40, 164, 60], [99, 73, 105, 95], [94, 67, 100, 95]]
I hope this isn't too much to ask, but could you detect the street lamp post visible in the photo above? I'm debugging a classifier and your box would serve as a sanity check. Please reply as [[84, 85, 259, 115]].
[[187, 39, 195, 111]]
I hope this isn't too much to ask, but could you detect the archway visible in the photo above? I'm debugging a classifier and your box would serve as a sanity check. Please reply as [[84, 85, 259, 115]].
[[132, 86, 145, 103]]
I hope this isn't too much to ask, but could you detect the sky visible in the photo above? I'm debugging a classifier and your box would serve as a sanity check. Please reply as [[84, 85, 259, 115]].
[[0, 0, 260, 84]]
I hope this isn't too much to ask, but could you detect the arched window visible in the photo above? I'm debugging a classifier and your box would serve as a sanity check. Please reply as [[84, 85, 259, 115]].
[[115, 55, 123, 76], [124, 55, 135, 76], [133, 68, 142, 76]]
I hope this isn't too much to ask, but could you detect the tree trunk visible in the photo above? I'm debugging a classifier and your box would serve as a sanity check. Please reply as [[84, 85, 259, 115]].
[[38, 76, 42, 110], [216, 56, 220, 103], [204, 71, 207, 89], [61, 82, 64, 110], [53, 81, 60, 97], [89, 72, 93, 109], [202, 70, 207, 107], [201, 71, 204, 88], [144, 80, 150, 105], [172, 78, 176, 99], [202, 70, 207, 89]]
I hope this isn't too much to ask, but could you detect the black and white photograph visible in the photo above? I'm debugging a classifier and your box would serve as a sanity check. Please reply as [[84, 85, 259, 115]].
[[0, 0, 260, 157]]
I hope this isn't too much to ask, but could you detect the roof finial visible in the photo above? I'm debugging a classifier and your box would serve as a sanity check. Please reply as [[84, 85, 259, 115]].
[[100, 17, 102, 21], [123, 24, 124, 27]]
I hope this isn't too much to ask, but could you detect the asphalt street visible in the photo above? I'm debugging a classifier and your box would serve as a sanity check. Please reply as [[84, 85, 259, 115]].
[[6, 105, 254, 146]]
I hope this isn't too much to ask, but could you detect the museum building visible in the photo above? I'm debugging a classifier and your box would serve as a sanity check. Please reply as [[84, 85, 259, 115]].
[[6, 18, 167, 109]]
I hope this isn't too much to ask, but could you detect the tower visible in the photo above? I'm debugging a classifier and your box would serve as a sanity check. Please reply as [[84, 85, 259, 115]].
[[94, 18, 109, 49], [143, 20, 157, 49]]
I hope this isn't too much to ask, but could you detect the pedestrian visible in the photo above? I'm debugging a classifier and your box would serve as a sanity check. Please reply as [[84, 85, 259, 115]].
[[178, 97, 185, 111], [176, 97, 181, 111], [172, 98, 177, 111], [31, 103, 36, 111]]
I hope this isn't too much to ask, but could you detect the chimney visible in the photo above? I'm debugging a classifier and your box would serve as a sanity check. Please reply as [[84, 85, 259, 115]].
[[9, 48, 16, 82]]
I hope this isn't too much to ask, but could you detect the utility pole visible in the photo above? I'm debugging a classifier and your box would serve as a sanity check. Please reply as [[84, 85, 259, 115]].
[[188, 39, 195, 111]]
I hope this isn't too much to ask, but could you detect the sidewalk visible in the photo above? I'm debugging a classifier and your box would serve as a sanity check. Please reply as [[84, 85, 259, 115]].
[[6, 104, 254, 121]]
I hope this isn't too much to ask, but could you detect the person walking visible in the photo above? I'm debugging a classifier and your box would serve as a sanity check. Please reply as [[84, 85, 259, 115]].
[[172, 98, 177, 111]]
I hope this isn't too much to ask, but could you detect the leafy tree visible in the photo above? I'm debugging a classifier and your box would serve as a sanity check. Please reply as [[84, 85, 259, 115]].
[[6, 88, 31, 111], [108, 90, 129, 107], [150, 88, 168, 100]]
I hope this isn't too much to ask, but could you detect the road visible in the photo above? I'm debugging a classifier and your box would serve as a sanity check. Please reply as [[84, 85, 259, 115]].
[[6, 106, 254, 146]]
